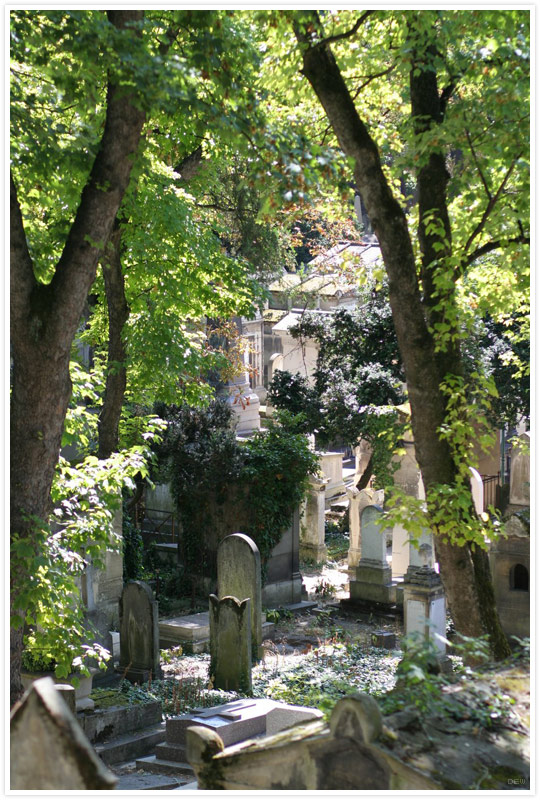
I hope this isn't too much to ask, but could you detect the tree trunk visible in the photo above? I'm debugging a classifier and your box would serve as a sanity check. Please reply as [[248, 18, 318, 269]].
[[295, 13, 510, 658], [10, 10, 147, 705], [98, 221, 129, 459]]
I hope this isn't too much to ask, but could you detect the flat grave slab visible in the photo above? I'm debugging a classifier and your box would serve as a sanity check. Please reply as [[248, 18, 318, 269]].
[[159, 612, 275, 652]]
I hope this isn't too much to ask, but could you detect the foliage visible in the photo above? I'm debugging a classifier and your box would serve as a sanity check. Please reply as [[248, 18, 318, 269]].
[[156, 401, 319, 578], [12, 430, 160, 680], [325, 525, 350, 561], [379, 632, 524, 733]]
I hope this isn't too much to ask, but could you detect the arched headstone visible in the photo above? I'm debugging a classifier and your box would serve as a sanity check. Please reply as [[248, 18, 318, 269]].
[[217, 533, 262, 661], [119, 580, 161, 682]]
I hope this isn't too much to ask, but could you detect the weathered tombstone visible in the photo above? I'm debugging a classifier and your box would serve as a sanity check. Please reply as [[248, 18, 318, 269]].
[[349, 505, 398, 605], [402, 545, 446, 655], [509, 433, 530, 506], [10, 677, 117, 790], [186, 692, 392, 790], [119, 580, 162, 683], [300, 475, 328, 563], [209, 595, 252, 693], [405, 529, 435, 580], [347, 487, 384, 569], [217, 533, 262, 661], [469, 467, 484, 516]]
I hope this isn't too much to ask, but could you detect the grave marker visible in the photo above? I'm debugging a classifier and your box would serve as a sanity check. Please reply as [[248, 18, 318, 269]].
[[119, 580, 161, 683], [10, 677, 117, 790], [217, 533, 262, 661], [209, 594, 252, 693]]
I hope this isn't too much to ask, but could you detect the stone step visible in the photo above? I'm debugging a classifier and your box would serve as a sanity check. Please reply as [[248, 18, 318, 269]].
[[174, 780, 199, 791], [154, 741, 187, 762], [95, 722, 166, 765], [116, 772, 182, 791], [135, 755, 194, 777]]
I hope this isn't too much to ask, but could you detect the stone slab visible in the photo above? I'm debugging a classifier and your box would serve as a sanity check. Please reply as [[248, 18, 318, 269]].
[[95, 722, 166, 765], [79, 700, 162, 744], [266, 704, 323, 735], [159, 612, 210, 642], [166, 698, 278, 747]]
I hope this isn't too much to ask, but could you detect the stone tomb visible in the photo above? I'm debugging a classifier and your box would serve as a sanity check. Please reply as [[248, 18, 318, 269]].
[[159, 609, 274, 654], [119, 580, 162, 683], [10, 677, 117, 791], [349, 505, 399, 606], [217, 533, 262, 661], [137, 698, 323, 775], [489, 512, 530, 640]]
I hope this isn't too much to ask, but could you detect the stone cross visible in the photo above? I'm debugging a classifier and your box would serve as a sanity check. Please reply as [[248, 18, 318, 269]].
[[119, 580, 161, 683], [217, 533, 262, 661], [209, 595, 252, 693]]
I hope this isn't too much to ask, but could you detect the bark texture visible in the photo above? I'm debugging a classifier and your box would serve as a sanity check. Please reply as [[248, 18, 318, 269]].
[[10, 10, 147, 705], [295, 13, 510, 657], [98, 221, 129, 459]]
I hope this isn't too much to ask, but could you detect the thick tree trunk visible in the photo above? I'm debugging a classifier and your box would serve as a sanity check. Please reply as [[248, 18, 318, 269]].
[[10, 10, 147, 705], [295, 13, 510, 658]]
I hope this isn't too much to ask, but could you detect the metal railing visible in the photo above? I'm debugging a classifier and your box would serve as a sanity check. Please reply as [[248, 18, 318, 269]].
[[136, 506, 178, 544], [481, 473, 501, 511]]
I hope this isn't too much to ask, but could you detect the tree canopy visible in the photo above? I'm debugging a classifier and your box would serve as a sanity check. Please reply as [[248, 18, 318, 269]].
[[10, 9, 529, 701]]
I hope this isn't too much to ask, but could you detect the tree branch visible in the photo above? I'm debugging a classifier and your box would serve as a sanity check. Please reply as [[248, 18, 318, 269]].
[[463, 155, 521, 255], [314, 11, 373, 48], [463, 234, 530, 269], [465, 125, 491, 200], [10, 172, 38, 341]]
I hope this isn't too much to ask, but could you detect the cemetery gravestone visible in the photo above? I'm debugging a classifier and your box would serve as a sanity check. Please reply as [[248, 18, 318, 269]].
[[349, 505, 400, 606], [10, 677, 117, 790], [300, 475, 328, 563], [347, 488, 384, 569], [217, 533, 262, 661], [469, 467, 484, 516], [209, 594, 252, 693], [509, 433, 530, 507], [119, 580, 162, 683], [402, 545, 446, 655]]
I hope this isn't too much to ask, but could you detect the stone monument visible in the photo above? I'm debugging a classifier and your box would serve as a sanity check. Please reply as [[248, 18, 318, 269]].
[[10, 677, 117, 790], [217, 533, 262, 661], [119, 580, 162, 683], [209, 595, 252, 693]]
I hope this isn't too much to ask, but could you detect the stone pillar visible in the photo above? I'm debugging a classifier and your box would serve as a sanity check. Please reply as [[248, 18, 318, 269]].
[[118, 581, 162, 683], [218, 533, 262, 661], [300, 476, 328, 563], [346, 487, 384, 569], [209, 595, 252, 693], [402, 546, 446, 655]]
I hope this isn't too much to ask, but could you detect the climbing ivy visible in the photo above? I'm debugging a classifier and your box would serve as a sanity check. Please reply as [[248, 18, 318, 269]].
[[155, 402, 318, 583]]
